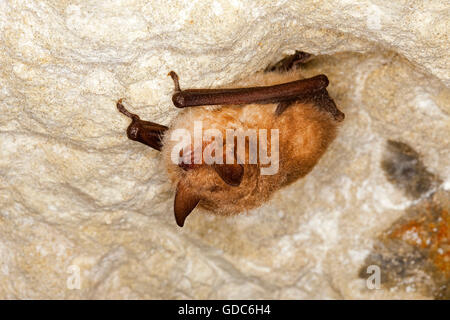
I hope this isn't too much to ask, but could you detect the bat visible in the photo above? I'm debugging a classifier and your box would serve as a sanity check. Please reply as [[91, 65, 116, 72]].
[[117, 51, 344, 227]]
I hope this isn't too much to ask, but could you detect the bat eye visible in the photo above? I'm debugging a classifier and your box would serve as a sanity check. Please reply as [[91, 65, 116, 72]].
[[177, 149, 197, 171], [178, 162, 196, 171], [213, 164, 244, 186]]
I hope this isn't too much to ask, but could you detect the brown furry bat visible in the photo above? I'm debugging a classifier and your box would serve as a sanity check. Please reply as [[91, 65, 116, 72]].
[[117, 52, 344, 227]]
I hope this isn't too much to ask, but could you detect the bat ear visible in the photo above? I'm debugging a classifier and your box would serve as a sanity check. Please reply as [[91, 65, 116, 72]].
[[213, 163, 244, 186], [174, 180, 200, 227]]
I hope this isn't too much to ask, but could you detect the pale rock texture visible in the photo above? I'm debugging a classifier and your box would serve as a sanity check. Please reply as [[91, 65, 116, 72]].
[[0, 0, 448, 299]]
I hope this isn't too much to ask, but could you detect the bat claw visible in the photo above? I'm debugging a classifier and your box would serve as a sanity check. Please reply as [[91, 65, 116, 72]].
[[117, 99, 140, 120], [168, 71, 181, 92]]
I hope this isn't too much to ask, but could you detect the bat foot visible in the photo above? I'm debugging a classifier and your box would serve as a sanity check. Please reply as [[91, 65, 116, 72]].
[[168, 71, 181, 92], [265, 50, 313, 73], [311, 90, 345, 122]]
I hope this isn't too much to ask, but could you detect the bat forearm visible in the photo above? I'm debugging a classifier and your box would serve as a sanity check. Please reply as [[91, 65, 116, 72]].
[[171, 74, 329, 108]]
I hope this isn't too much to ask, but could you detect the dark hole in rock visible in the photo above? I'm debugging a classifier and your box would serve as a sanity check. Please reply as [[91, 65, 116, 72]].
[[381, 140, 441, 199]]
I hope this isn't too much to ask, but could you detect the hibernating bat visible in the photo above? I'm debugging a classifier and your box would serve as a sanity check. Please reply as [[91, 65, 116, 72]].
[[117, 52, 344, 227]]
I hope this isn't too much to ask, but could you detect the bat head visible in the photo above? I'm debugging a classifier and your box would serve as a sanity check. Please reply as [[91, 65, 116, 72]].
[[162, 131, 265, 226]]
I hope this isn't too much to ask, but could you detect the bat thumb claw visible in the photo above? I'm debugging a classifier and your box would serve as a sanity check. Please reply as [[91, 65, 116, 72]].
[[168, 71, 181, 92]]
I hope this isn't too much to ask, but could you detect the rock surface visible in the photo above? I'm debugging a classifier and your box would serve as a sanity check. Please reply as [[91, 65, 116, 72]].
[[0, 0, 448, 299]]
